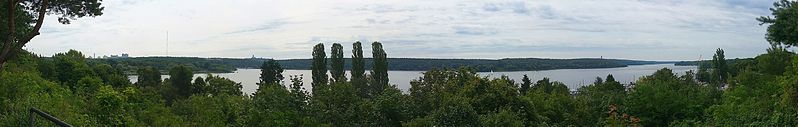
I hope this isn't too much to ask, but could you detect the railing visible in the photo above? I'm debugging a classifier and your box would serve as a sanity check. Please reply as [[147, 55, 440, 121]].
[[29, 108, 72, 127]]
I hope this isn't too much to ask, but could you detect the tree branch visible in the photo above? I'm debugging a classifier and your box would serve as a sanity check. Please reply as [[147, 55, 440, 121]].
[[21, 0, 49, 43], [0, 0, 48, 65]]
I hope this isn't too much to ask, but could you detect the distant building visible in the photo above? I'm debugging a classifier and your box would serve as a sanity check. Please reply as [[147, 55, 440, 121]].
[[106, 53, 130, 59]]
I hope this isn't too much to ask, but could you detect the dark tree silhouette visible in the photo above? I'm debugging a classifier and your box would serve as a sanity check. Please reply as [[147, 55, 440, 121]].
[[259, 60, 284, 85], [711, 48, 728, 84], [520, 74, 531, 93], [371, 42, 389, 94], [166, 65, 193, 104], [757, 0, 798, 46], [351, 41, 367, 97], [135, 66, 161, 88], [330, 43, 345, 82], [311, 43, 328, 92]]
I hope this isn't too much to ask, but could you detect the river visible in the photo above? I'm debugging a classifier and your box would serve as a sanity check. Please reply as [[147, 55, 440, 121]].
[[129, 64, 696, 95]]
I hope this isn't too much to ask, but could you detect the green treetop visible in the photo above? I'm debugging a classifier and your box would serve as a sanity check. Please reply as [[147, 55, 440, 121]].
[[311, 43, 328, 91], [259, 60, 284, 85], [757, 0, 798, 46], [371, 42, 389, 94], [331, 43, 346, 82], [351, 41, 367, 97], [711, 48, 728, 84]]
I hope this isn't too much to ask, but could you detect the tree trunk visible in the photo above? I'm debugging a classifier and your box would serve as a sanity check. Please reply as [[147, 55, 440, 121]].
[[0, 0, 48, 77]]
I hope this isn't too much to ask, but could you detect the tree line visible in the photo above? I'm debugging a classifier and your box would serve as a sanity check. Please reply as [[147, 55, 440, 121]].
[[91, 56, 663, 73]]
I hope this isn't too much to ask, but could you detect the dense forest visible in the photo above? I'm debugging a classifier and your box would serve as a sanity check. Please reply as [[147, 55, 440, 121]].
[[2, 0, 798, 126], [89, 57, 674, 73]]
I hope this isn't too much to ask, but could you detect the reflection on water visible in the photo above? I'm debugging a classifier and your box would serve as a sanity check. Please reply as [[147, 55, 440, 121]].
[[129, 64, 695, 95]]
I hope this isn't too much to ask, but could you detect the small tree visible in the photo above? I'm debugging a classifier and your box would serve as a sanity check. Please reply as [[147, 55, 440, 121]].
[[259, 60, 284, 85], [520, 74, 532, 94], [711, 48, 728, 85]]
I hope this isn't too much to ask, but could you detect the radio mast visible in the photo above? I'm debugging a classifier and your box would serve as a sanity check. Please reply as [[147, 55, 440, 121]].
[[166, 31, 169, 57]]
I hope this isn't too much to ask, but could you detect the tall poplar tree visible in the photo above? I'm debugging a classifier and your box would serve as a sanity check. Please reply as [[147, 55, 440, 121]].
[[711, 48, 728, 85], [371, 42, 389, 94], [351, 41, 367, 96], [311, 43, 328, 91], [330, 43, 346, 82]]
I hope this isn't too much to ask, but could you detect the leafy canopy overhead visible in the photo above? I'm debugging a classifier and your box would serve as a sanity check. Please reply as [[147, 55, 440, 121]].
[[758, 0, 798, 46]]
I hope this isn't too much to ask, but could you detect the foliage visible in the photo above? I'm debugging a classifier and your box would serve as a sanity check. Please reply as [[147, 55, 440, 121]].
[[203, 74, 243, 96], [311, 43, 328, 91], [95, 56, 241, 73], [757, 0, 798, 46], [249, 82, 308, 126], [756, 45, 794, 75], [351, 41, 367, 97], [479, 108, 524, 127], [0, 70, 93, 126], [172, 94, 248, 126], [371, 42, 389, 94], [712, 48, 729, 84], [330, 43, 346, 82], [163, 65, 194, 105], [576, 74, 626, 124], [135, 66, 161, 88], [52, 50, 95, 90], [258, 60, 284, 85], [708, 69, 785, 126], [520, 74, 531, 93], [92, 64, 131, 88], [624, 68, 721, 126]]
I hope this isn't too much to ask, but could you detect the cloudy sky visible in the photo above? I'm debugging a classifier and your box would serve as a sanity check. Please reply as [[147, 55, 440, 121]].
[[27, 0, 777, 60]]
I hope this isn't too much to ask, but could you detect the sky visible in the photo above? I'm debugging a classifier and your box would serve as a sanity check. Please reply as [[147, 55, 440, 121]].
[[26, 0, 779, 61]]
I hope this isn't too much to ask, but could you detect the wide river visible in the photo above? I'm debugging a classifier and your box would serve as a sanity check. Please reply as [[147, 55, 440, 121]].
[[129, 64, 695, 95]]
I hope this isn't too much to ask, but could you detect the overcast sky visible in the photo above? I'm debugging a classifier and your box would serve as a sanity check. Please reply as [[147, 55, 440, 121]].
[[26, 0, 778, 60]]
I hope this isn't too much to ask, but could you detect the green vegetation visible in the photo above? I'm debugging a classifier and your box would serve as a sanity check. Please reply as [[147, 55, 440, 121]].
[[258, 60, 283, 85], [2, 0, 798, 126], [371, 42, 389, 95], [331, 43, 346, 82], [311, 43, 328, 92], [4, 42, 798, 126]]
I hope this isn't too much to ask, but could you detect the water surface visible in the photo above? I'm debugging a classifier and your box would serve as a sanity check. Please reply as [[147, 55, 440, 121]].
[[129, 64, 695, 95]]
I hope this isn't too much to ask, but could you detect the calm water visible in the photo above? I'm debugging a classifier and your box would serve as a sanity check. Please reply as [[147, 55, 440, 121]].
[[129, 64, 695, 95]]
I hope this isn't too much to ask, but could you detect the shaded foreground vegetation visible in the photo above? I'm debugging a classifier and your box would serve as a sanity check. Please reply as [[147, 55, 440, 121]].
[[2, 39, 798, 126]]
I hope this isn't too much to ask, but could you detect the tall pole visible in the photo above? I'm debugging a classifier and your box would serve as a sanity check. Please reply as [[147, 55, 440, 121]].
[[166, 31, 169, 57]]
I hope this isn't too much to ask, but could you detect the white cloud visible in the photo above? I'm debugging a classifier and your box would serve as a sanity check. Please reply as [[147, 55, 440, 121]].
[[25, 0, 776, 60]]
